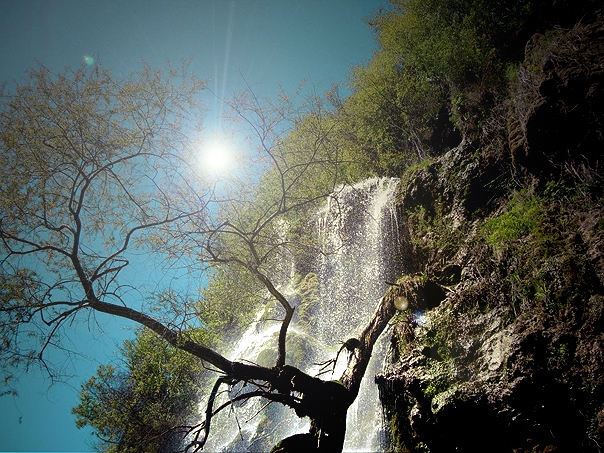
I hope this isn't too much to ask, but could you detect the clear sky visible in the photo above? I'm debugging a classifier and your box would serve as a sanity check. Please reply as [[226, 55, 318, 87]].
[[0, 1, 386, 451]]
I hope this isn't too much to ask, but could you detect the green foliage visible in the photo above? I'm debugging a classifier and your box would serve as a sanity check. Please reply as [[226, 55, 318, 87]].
[[197, 265, 262, 338], [341, 0, 505, 171], [268, 109, 343, 198], [423, 377, 449, 401], [336, 0, 601, 175], [547, 341, 571, 370], [483, 192, 543, 251], [344, 44, 444, 173], [72, 328, 207, 453]]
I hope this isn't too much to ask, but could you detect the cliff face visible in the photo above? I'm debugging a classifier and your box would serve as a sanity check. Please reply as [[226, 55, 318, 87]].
[[379, 17, 604, 453]]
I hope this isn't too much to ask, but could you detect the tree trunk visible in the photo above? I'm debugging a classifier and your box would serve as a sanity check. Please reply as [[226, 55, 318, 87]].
[[271, 274, 440, 452], [270, 278, 414, 452]]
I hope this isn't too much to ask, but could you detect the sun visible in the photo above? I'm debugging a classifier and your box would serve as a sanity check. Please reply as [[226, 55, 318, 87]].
[[199, 136, 234, 175]]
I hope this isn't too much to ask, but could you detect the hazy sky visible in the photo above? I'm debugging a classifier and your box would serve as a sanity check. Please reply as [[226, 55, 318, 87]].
[[0, 1, 386, 451]]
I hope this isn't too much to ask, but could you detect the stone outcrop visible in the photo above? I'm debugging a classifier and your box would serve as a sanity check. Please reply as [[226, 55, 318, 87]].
[[379, 16, 604, 453]]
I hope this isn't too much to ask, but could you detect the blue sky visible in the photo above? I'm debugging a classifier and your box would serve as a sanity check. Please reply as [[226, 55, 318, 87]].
[[0, 1, 386, 451]]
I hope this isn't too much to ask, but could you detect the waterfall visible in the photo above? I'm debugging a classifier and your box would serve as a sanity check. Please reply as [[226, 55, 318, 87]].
[[200, 177, 403, 452], [313, 177, 402, 452]]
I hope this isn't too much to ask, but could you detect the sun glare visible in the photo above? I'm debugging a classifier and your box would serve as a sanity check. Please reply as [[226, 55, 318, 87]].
[[199, 137, 234, 175]]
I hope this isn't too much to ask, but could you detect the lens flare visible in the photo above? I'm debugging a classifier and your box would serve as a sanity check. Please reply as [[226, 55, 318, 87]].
[[412, 310, 428, 327], [394, 295, 409, 311]]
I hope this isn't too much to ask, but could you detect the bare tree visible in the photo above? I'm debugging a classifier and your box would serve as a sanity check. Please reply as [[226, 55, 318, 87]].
[[0, 63, 403, 452]]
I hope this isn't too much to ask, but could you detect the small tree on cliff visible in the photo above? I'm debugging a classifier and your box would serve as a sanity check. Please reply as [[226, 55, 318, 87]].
[[0, 63, 406, 452]]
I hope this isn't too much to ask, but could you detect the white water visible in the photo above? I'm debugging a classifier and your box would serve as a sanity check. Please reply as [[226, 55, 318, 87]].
[[200, 177, 402, 452]]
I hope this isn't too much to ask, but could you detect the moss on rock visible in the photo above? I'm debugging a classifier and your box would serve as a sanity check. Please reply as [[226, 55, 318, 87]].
[[379, 16, 604, 453]]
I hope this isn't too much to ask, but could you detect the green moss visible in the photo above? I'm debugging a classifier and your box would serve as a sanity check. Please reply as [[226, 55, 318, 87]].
[[423, 382, 441, 400], [254, 330, 318, 369], [405, 158, 434, 175], [483, 192, 542, 249], [256, 347, 277, 368], [294, 273, 320, 329], [286, 333, 317, 368], [422, 360, 456, 401]]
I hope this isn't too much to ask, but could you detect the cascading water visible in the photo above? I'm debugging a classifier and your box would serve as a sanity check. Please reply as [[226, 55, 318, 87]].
[[313, 177, 402, 452], [200, 177, 403, 452]]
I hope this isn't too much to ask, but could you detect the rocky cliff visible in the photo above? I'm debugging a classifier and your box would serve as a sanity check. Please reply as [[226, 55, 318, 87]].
[[379, 17, 604, 453]]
